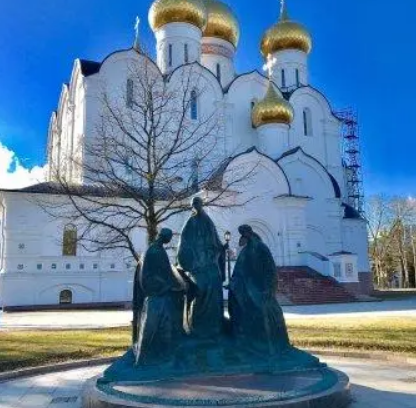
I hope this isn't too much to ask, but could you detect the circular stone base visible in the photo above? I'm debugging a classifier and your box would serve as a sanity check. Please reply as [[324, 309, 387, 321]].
[[82, 368, 350, 408]]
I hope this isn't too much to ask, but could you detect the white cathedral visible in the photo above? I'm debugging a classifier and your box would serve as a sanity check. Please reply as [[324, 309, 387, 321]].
[[0, 0, 371, 309]]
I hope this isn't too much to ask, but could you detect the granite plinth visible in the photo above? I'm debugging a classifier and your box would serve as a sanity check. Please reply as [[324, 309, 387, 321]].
[[82, 368, 350, 408]]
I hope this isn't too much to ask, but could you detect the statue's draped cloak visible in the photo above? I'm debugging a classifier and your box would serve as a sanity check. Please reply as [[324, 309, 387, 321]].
[[229, 236, 290, 355], [178, 211, 224, 338], [135, 242, 181, 365]]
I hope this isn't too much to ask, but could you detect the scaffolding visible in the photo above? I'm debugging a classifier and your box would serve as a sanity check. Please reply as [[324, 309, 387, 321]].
[[335, 108, 364, 215]]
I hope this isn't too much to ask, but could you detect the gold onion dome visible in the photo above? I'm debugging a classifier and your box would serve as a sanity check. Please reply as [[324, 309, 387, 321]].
[[203, 0, 240, 48], [252, 82, 294, 128], [149, 0, 208, 32], [261, 2, 312, 56]]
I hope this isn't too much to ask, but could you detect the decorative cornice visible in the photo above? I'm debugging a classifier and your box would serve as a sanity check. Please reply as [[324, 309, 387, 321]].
[[202, 43, 234, 59]]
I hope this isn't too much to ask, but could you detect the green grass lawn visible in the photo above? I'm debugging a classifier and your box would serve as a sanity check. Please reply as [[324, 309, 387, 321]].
[[0, 317, 415, 373]]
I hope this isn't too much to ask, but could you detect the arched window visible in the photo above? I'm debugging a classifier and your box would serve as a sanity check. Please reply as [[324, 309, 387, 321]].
[[295, 69, 300, 87], [216, 63, 221, 83], [190, 90, 198, 120], [168, 44, 173, 67], [59, 289, 73, 305], [303, 108, 313, 136], [191, 157, 200, 189], [126, 78, 134, 108], [63, 225, 77, 256], [251, 100, 256, 128], [184, 43, 189, 63], [281, 69, 286, 88]]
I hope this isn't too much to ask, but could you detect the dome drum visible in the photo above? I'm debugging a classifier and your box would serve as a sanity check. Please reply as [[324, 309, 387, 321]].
[[201, 37, 235, 59]]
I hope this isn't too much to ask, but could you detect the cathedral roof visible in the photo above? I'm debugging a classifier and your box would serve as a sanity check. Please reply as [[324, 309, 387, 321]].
[[329, 251, 355, 256], [79, 59, 101, 77], [205, 147, 292, 193], [277, 147, 342, 199], [0, 182, 183, 200]]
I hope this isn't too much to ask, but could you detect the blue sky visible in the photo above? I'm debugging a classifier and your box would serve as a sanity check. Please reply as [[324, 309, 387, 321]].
[[0, 0, 414, 196]]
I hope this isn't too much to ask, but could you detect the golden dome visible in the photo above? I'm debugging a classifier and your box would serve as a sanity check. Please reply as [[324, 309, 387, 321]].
[[261, 2, 312, 56], [252, 82, 294, 128], [203, 0, 240, 48], [149, 0, 208, 32]]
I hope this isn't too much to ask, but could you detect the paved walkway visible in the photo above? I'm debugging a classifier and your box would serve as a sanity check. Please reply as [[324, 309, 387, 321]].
[[1, 297, 416, 330], [0, 356, 415, 408], [283, 296, 416, 319]]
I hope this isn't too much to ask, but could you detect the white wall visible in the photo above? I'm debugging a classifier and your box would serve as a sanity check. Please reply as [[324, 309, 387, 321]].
[[342, 218, 370, 273], [0, 192, 135, 308]]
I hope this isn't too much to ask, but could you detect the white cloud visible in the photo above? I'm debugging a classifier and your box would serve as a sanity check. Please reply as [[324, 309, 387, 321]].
[[0, 142, 47, 189]]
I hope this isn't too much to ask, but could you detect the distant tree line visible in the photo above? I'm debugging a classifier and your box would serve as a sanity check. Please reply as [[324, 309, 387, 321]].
[[367, 195, 416, 289]]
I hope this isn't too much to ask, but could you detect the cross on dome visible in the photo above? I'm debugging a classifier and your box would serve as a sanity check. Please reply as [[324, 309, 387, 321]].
[[134, 16, 141, 50], [263, 54, 277, 79], [280, 0, 289, 21]]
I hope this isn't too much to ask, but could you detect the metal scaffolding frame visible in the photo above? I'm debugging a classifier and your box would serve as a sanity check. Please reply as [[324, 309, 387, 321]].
[[335, 108, 364, 215]]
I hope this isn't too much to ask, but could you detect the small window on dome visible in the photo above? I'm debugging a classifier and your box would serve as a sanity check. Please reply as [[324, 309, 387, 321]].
[[184, 43, 189, 63], [126, 78, 134, 108], [190, 90, 198, 120], [281, 69, 286, 88], [251, 100, 256, 128], [216, 63, 221, 83], [168, 44, 173, 67]]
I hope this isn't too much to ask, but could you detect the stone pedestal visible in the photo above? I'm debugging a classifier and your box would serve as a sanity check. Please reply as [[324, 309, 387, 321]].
[[82, 367, 350, 408]]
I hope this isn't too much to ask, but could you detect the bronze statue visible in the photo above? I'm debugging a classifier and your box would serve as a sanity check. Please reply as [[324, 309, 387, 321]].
[[177, 197, 225, 338], [132, 261, 144, 345], [134, 228, 185, 365], [102, 221, 321, 385], [229, 225, 290, 356]]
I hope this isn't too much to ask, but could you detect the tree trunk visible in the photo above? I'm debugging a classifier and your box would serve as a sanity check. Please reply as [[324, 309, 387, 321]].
[[401, 228, 410, 288], [411, 226, 416, 288], [146, 202, 158, 245]]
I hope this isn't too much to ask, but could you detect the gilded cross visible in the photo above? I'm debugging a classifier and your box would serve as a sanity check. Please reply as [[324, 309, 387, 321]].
[[134, 16, 141, 49], [263, 54, 277, 78]]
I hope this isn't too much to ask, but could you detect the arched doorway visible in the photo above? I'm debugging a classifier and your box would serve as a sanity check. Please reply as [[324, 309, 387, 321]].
[[59, 289, 73, 305]]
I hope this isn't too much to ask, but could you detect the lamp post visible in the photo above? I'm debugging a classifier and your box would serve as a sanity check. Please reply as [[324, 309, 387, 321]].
[[224, 231, 232, 284]]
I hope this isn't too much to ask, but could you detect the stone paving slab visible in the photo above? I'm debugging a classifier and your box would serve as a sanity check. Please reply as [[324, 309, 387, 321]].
[[0, 357, 415, 408], [1, 298, 416, 331]]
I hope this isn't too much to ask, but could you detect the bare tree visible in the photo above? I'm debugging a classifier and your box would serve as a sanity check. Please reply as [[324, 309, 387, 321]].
[[366, 194, 396, 287], [366, 194, 416, 288], [390, 197, 416, 288], [40, 55, 256, 262]]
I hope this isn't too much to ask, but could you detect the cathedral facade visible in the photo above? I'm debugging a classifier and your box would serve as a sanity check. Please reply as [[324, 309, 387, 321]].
[[0, 0, 371, 309]]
